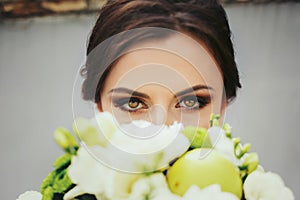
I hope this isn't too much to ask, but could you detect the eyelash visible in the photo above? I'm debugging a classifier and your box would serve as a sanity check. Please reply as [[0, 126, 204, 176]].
[[175, 95, 210, 111], [112, 95, 210, 113], [112, 97, 148, 113]]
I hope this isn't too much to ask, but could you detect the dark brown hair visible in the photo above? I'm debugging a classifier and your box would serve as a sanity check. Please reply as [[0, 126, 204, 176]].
[[82, 0, 241, 104]]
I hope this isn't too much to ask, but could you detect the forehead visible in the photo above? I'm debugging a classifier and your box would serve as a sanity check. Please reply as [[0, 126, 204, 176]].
[[104, 33, 223, 92]]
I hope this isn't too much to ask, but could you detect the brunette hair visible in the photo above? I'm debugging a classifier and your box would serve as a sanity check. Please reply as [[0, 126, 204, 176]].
[[82, 0, 241, 104]]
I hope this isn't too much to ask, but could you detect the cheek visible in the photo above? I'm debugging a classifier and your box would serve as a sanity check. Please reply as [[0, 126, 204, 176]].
[[173, 106, 212, 128], [98, 95, 112, 112]]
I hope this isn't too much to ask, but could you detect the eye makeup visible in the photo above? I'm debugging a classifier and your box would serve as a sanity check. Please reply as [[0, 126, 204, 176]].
[[175, 94, 211, 111], [112, 96, 149, 113], [109, 85, 213, 114]]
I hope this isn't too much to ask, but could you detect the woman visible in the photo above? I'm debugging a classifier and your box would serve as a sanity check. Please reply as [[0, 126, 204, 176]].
[[81, 0, 241, 129]]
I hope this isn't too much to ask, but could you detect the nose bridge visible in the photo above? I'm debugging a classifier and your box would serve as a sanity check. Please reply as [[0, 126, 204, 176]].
[[149, 101, 176, 126], [149, 104, 166, 125], [143, 85, 177, 125]]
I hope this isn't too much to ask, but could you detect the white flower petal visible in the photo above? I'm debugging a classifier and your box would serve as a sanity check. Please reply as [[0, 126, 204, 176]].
[[96, 119, 189, 172], [244, 170, 294, 200], [209, 127, 240, 165], [127, 173, 181, 200], [63, 186, 85, 200], [17, 191, 42, 200], [183, 185, 239, 200], [66, 147, 139, 199]]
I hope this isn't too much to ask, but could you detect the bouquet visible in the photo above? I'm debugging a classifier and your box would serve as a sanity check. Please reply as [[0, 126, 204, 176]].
[[17, 113, 294, 200]]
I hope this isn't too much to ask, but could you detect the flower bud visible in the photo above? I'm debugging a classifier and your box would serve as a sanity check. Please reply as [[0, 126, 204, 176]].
[[242, 143, 251, 153], [210, 114, 220, 127], [232, 138, 240, 147], [222, 123, 232, 136], [54, 128, 78, 151], [244, 153, 259, 174]]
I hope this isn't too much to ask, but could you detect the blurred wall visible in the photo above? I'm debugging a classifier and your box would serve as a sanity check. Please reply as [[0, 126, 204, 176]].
[[0, 3, 299, 199]]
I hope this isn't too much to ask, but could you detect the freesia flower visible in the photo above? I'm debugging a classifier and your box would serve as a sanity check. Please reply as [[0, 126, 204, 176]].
[[75, 112, 190, 173], [17, 191, 42, 200], [126, 173, 181, 200], [183, 184, 239, 200], [73, 112, 117, 147], [109, 120, 190, 172], [244, 170, 294, 200], [126, 174, 239, 200], [209, 127, 240, 165], [64, 147, 139, 200]]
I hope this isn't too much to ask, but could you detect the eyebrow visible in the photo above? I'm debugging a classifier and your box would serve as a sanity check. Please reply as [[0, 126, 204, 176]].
[[175, 84, 214, 97], [109, 84, 213, 98], [109, 87, 150, 98]]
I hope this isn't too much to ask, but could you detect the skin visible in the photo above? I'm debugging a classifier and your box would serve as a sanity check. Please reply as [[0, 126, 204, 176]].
[[98, 33, 226, 128]]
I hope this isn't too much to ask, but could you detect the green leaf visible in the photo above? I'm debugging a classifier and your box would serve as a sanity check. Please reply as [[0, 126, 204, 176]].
[[41, 171, 56, 193], [41, 187, 53, 200], [41, 152, 75, 199], [52, 169, 73, 193], [53, 153, 72, 170]]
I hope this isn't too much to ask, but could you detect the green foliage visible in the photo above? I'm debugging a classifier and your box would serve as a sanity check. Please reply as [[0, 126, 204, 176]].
[[40, 127, 80, 199], [53, 154, 72, 169], [41, 153, 75, 199]]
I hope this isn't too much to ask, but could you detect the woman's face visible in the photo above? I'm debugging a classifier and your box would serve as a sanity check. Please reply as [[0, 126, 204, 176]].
[[98, 34, 226, 128]]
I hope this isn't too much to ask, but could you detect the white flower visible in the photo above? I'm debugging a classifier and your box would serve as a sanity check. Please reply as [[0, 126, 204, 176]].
[[125, 174, 238, 200], [126, 173, 181, 200], [64, 147, 139, 200], [17, 191, 42, 200], [108, 121, 190, 172], [244, 170, 295, 200], [77, 112, 190, 173], [209, 127, 240, 165], [73, 112, 118, 147], [183, 184, 239, 200]]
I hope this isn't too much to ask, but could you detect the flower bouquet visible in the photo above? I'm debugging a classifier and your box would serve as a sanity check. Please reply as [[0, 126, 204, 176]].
[[17, 113, 294, 200]]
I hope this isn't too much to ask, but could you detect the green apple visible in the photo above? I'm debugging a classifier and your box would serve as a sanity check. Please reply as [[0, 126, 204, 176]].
[[167, 148, 242, 198]]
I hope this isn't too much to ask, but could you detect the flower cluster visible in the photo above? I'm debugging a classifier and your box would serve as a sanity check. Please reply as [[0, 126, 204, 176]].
[[17, 113, 294, 200]]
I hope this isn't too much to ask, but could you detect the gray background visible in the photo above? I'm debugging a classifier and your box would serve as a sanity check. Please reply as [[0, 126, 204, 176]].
[[1, 3, 299, 199]]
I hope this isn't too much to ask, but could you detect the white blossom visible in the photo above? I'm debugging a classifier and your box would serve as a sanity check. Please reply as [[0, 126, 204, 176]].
[[78, 112, 190, 173], [209, 127, 240, 165], [126, 173, 181, 200], [17, 191, 42, 200], [64, 147, 139, 200], [244, 170, 294, 200], [183, 185, 239, 200], [125, 174, 239, 200]]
